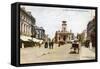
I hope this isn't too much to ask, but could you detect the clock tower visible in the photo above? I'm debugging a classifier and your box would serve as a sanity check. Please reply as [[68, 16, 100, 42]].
[[61, 21, 67, 32]]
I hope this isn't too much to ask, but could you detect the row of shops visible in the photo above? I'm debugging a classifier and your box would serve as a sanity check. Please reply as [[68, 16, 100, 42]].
[[20, 35, 43, 48], [87, 16, 96, 48], [77, 16, 96, 49], [20, 7, 45, 48]]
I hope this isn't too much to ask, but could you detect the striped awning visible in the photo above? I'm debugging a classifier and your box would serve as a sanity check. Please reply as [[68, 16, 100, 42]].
[[20, 35, 32, 41], [20, 35, 43, 43]]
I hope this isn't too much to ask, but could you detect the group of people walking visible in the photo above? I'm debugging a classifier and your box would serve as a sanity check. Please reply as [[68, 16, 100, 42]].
[[44, 39, 54, 49]]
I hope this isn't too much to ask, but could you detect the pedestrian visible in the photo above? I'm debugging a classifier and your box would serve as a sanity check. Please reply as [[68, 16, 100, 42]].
[[44, 41, 48, 48], [38, 43, 41, 48], [49, 41, 51, 49], [89, 41, 92, 50], [58, 42, 60, 47], [49, 39, 52, 49], [51, 40, 54, 49]]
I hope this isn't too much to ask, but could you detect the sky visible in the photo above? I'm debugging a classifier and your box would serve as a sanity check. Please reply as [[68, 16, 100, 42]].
[[21, 5, 95, 38]]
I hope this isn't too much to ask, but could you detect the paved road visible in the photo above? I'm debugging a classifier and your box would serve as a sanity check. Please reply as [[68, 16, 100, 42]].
[[20, 43, 95, 64]]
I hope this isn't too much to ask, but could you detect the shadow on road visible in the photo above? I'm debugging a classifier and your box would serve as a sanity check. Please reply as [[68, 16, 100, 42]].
[[69, 51, 79, 54]]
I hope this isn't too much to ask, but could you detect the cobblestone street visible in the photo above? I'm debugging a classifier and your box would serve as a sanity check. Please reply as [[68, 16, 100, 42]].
[[20, 43, 95, 64]]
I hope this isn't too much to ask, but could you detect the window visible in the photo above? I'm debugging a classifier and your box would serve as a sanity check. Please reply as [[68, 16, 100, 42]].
[[20, 22, 23, 33], [22, 23, 24, 33], [24, 24, 26, 33]]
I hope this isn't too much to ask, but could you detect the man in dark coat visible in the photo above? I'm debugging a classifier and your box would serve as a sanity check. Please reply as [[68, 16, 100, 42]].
[[44, 41, 48, 48], [51, 40, 54, 49]]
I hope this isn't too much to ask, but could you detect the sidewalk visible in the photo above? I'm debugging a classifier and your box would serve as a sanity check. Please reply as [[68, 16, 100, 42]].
[[21, 44, 51, 58], [80, 46, 95, 60]]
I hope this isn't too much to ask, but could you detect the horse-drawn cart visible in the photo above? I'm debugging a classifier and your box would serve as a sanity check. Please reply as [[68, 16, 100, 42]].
[[70, 39, 80, 54]]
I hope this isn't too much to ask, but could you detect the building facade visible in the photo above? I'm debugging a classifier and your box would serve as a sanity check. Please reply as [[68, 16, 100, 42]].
[[76, 30, 87, 45], [87, 16, 96, 47], [34, 26, 45, 40], [55, 21, 73, 44], [20, 7, 36, 48], [80, 30, 87, 45]]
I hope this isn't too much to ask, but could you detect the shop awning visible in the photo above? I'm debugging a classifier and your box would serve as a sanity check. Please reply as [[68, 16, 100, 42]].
[[20, 35, 43, 43], [20, 35, 32, 41], [32, 38, 43, 43]]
